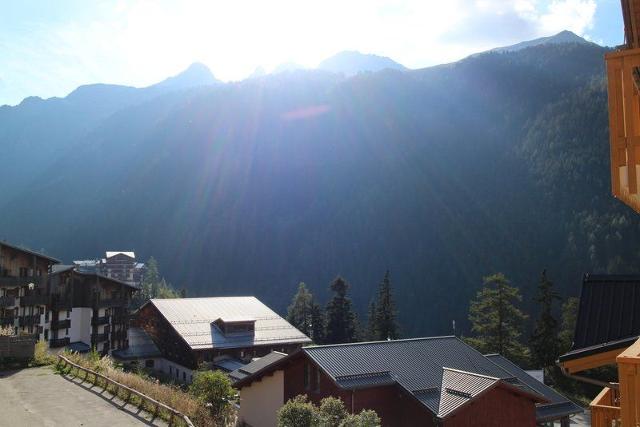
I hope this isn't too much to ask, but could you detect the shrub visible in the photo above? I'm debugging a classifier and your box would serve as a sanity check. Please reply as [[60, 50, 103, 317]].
[[31, 340, 56, 366], [339, 410, 381, 427], [318, 397, 348, 427], [189, 370, 236, 423], [277, 395, 319, 427]]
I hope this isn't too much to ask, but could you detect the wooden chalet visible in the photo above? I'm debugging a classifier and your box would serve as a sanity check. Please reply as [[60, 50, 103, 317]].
[[135, 297, 311, 383], [233, 337, 584, 427]]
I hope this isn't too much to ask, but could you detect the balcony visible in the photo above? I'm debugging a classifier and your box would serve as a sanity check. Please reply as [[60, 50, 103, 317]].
[[591, 387, 620, 427], [97, 298, 127, 308], [111, 313, 129, 324], [0, 296, 16, 306], [18, 314, 40, 326], [0, 276, 42, 288], [49, 295, 71, 311], [51, 319, 70, 330], [21, 293, 49, 306], [49, 337, 70, 348], [91, 333, 108, 344], [91, 315, 109, 326]]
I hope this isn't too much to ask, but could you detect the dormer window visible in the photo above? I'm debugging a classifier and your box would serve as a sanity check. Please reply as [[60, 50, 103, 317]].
[[212, 317, 256, 336]]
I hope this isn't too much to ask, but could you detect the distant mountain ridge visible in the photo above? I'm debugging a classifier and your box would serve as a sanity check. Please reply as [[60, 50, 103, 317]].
[[317, 51, 406, 76], [489, 30, 594, 53], [0, 33, 630, 338]]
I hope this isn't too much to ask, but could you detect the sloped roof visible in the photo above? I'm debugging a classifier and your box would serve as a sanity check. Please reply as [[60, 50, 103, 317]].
[[229, 351, 287, 382], [235, 337, 547, 419], [147, 297, 311, 350], [0, 241, 60, 263], [437, 369, 500, 418], [106, 251, 135, 259], [486, 354, 583, 421], [559, 274, 640, 363]]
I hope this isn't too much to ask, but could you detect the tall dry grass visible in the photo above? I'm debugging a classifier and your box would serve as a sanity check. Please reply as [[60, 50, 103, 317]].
[[59, 351, 233, 426]]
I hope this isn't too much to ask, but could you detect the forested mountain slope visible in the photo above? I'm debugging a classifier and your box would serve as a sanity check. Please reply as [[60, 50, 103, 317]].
[[0, 38, 632, 336]]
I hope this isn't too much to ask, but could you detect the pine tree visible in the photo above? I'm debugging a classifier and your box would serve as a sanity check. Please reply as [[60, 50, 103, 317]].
[[467, 273, 529, 364], [286, 283, 314, 337], [144, 257, 161, 298], [372, 270, 399, 340], [530, 270, 561, 368], [325, 276, 357, 344]]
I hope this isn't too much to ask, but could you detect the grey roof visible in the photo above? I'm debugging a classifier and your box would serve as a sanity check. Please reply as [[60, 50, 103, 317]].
[[560, 274, 640, 363], [215, 358, 246, 372], [229, 351, 287, 382], [67, 341, 91, 353], [302, 337, 545, 417], [437, 369, 499, 418], [112, 327, 162, 360], [148, 297, 311, 350], [486, 354, 583, 421], [52, 265, 75, 274]]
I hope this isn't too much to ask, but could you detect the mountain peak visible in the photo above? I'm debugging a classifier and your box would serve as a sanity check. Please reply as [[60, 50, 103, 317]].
[[153, 62, 219, 90], [318, 51, 406, 76], [489, 30, 593, 54]]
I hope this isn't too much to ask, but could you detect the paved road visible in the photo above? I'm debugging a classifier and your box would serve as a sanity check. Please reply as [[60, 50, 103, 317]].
[[0, 367, 167, 426]]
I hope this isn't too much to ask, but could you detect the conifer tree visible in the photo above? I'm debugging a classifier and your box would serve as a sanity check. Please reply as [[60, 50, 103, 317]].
[[558, 297, 579, 354], [287, 283, 314, 337], [309, 301, 326, 344], [467, 273, 529, 364], [372, 270, 399, 340], [530, 270, 561, 368], [367, 300, 378, 340], [325, 276, 357, 344]]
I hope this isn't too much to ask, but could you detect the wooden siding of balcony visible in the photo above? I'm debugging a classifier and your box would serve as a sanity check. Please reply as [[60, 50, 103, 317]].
[[0, 296, 16, 306], [91, 316, 109, 326], [51, 319, 71, 330], [0, 276, 43, 288], [21, 293, 49, 306], [49, 337, 70, 348], [618, 338, 640, 426], [591, 387, 621, 427]]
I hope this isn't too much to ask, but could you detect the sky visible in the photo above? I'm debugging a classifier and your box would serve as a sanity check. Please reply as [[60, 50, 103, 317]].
[[0, 0, 624, 106]]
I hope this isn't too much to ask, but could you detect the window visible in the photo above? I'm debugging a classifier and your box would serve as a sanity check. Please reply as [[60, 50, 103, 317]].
[[304, 363, 310, 390], [39, 307, 44, 315], [145, 359, 154, 368], [44, 329, 48, 340], [176, 369, 179, 379]]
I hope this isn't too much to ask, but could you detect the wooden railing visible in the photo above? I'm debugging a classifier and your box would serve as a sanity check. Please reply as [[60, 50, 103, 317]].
[[591, 387, 621, 427], [617, 338, 640, 427], [57, 355, 194, 427]]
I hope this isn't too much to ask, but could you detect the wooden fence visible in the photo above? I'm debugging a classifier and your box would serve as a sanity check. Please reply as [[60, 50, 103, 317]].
[[57, 355, 194, 427]]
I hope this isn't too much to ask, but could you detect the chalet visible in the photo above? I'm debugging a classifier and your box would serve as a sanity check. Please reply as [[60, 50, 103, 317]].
[[233, 337, 581, 427], [74, 251, 145, 288], [135, 297, 311, 383], [48, 265, 137, 355]]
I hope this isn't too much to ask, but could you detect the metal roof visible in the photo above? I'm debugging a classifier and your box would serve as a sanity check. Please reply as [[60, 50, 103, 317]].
[[559, 274, 640, 363], [437, 369, 499, 418], [486, 354, 583, 421], [229, 351, 287, 382], [148, 297, 312, 350], [0, 241, 61, 263], [235, 337, 548, 419], [214, 358, 246, 372]]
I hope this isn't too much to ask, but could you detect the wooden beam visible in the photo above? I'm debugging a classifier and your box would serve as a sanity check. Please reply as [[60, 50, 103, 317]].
[[560, 348, 624, 374]]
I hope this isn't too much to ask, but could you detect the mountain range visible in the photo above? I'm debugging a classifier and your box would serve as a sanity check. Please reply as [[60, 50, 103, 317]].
[[0, 31, 632, 337]]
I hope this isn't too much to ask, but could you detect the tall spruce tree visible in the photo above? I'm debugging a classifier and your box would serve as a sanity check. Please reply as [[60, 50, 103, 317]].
[[325, 276, 357, 344], [530, 270, 561, 368], [467, 273, 529, 364], [367, 300, 378, 340], [310, 301, 326, 344], [372, 270, 399, 340], [558, 297, 579, 354]]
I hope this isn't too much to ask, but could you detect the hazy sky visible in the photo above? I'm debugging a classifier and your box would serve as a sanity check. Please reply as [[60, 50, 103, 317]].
[[0, 0, 623, 106]]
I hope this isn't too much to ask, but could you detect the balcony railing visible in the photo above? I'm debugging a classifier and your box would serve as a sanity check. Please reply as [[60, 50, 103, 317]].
[[21, 294, 49, 306], [0, 296, 16, 306], [18, 314, 40, 326], [91, 315, 109, 326], [50, 295, 71, 311], [111, 330, 127, 341], [51, 319, 70, 330], [591, 387, 621, 427], [111, 313, 129, 324], [0, 276, 43, 288], [49, 337, 70, 348]]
